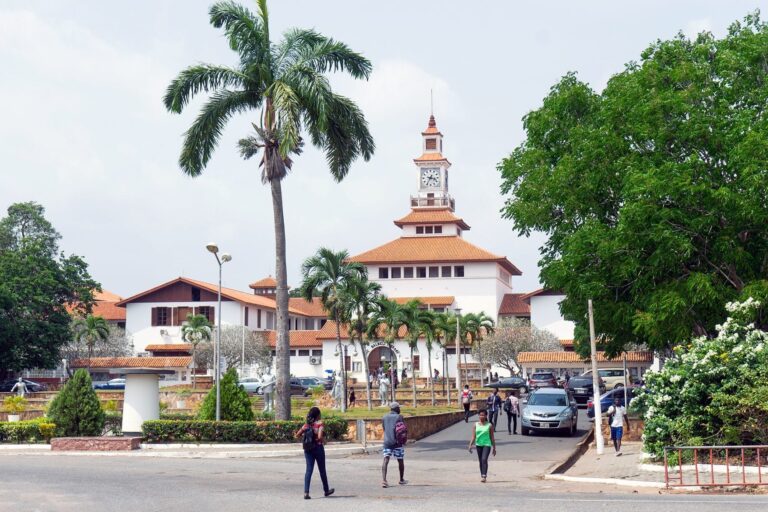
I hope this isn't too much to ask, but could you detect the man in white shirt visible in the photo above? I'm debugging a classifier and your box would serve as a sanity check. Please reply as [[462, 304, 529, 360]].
[[607, 397, 630, 456]]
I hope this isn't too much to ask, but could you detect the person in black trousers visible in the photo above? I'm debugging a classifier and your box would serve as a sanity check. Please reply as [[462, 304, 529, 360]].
[[295, 407, 335, 499], [503, 391, 519, 434]]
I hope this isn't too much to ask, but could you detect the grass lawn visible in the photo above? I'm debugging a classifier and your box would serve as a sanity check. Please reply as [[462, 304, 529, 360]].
[[293, 405, 462, 420]]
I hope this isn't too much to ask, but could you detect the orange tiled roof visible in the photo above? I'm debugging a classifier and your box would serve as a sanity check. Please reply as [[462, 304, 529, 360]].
[[348, 236, 522, 275], [145, 344, 192, 352], [266, 330, 322, 348], [498, 293, 531, 316], [71, 357, 192, 369], [92, 301, 127, 322], [414, 152, 449, 163], [289, 298, 327, 317], [421, 114, 442, 135], [560, 339, 574, 348], [95, 289, 123, 302], [316, 320, 415, 341], [391, 296, 455, 307], [394, 209, 470, 230], [517, 351, 652, 364], [249, 276, 277, 289], [520, 288, 565, 302]]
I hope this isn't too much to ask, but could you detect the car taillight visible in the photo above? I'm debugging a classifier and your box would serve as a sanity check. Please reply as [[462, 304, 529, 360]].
[[587, 400, 593, 408]]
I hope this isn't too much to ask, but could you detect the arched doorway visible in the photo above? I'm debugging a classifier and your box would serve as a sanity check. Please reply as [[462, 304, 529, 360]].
[[368, 346, 397, 375]]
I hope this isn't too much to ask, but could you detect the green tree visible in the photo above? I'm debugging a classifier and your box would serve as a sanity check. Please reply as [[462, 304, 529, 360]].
[[198, 367, 254, 421], [367, 298, 407, 403], [431, 312, 453, 402], [499, 14, 768, 355], [401, 300, 435, 407], [180, 313, 212, 389], [72, 315, 110, 370], [341, 278, 382, 410], [47, 369, 105, 436], [464, 312, 495, 384], [0, 202, 98, 373], [299, 247, 366, 413], [164, 0, 374, 420]]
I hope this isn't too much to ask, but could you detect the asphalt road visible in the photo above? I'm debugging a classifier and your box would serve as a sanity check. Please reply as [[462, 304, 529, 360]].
[[2, 412, 768, 511]]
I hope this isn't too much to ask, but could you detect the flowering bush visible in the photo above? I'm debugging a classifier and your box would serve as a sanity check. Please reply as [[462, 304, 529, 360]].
[[632, 299, 768, 457]]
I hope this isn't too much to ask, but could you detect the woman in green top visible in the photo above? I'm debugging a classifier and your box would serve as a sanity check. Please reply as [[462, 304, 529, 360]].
[[468, 409, 496, 482]]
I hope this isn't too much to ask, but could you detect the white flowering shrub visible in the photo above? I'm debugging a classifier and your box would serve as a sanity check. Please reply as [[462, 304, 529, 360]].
[[632, 298, 768, 457]]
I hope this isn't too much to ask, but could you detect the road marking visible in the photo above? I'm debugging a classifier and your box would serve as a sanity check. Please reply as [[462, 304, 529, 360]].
[[530, 498, 768, 504]]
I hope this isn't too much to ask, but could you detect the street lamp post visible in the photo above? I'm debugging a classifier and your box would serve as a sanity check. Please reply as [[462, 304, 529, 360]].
[[454, 308, 462, 394], [206, 242, 232, 422]]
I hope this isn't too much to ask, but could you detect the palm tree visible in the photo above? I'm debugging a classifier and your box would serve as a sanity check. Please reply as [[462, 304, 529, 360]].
[[72, 315, 110, 370], [163, 0, 374, 420], [181, 313, 213, 389], [432, 312, 453, 404], [367, 298, 407, 404], [342, 278, 382, 411], [464, 312, 495, 385], [299, 248, 366, 413], [401, 300, 435, 408], [419, 310, 439, 406]]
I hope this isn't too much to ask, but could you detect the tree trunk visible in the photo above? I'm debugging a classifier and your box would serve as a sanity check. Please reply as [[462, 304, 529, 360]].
[[191, 345, 196, 389], [360, 337, 372, 411], [388, 341, 395, 403], [444, 349, 450, 406], [477, 339, 484, 385], [87, 341, 93, 372], [271, 177, 291, 421], [335, 314, 347, 413], [427, 345, 435, 406], [410, 345, 417, 408]]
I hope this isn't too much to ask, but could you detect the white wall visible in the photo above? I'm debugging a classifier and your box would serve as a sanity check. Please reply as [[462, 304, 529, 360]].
[[401, 224, 460, 236], [529, 295, 575, 339]]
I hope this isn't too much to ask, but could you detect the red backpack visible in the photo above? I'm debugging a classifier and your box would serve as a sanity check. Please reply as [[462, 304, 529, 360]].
[[395, 419, 408, 447]]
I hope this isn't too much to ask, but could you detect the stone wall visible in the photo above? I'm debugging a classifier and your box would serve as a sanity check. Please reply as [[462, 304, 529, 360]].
[[599, 416, 644, 442], [347, 410, 469, 442], [51, 436, 141, 451]]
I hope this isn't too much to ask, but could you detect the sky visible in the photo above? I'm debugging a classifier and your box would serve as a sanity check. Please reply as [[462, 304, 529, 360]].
[[1, 0, 765, 299]]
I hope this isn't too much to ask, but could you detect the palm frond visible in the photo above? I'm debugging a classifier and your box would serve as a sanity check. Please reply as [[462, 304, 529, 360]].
[[163, 64, 248, 113], [273, 28, 326, 73], [179, 90, 259, 176], [313, 94, 375, 181], [209, 1, 270, 68], [295, 38, 372, 79], [267, 80, 302, 158]]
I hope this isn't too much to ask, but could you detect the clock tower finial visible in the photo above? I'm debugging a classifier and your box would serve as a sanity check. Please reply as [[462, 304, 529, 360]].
[[411, 113, 454, 211]]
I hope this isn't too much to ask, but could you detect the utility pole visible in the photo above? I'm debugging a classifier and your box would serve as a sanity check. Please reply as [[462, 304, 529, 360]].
[[588, 299, 605, 455], [454, 308, 462, 395]]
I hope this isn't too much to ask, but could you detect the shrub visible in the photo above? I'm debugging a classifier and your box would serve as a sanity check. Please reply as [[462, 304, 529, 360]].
[[142, 416, 349, 444], [101, 400, 119, 412], [47, 369, 105, 436], [3, 396, 28, 414], [0, 420, 56, 443], [198, 368, 254, 421]]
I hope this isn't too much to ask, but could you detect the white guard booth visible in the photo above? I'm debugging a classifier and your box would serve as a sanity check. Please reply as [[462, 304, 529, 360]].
[[116, 368, 175, 436]]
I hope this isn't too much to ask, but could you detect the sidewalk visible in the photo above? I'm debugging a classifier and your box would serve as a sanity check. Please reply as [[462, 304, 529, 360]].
[[0, 441, 379, 459]]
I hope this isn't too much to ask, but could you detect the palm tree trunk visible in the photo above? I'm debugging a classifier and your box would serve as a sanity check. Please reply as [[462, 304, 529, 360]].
[[335, 314, 347, 413], [270, 176, 291, 421], [87, 342, 92, 372], [444, 348, 450, 405], [360, 337, 372, 411], [410, 345, 417, 408], [191, 345, 196, 389], [427, 345, 435, 406]]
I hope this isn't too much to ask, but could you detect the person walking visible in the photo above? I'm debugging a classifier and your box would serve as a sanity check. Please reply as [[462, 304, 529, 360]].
[[295, 407, 335, 499], [486, 389, 501, 430], [468, 410, 496, 482], [381, 402, 407, 488], [348, 389, 356, 408], [461, 385, 473, 423], [607, 397, 630, 456], [503, 391, 519, 434]]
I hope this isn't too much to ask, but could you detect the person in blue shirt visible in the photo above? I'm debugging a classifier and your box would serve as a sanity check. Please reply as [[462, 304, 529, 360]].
[[485, 390, 502, 430]]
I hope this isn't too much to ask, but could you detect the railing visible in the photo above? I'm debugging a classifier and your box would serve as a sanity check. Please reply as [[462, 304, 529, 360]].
[[410, 196, 455, 210], [664, 445, 768, 488]]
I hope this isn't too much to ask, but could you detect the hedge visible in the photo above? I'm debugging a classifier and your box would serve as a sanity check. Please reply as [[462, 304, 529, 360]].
[[142, 417, 349, 444], [0, 420, 56, 444], [104, 412, 198, 436]]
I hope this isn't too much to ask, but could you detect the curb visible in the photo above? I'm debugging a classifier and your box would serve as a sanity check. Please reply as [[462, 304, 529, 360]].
[[544, 473, 666, 489], [545, 426, 594, 475], [0, 444, 50, 451]]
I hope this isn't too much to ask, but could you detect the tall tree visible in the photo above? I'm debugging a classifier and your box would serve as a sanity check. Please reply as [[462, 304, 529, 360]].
[[181, 313, 213, 389], [431, 312, 453, 402], [0, 202, 98, 374], [299, 247, 366, 413], [72, 315, 110, 370], [196, 325, 272, 373], [367, 298, 407, 403], [464, 312, 495, 384], [472, 318, 560, 376], [342, 278, 382, 411], [499, 13, 768, 355], [60, 324, 132, 377], [401, 300, 434, 407], [164, 0, 374, 420]]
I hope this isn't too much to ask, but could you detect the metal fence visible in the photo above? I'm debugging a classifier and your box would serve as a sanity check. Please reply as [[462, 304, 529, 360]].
[[664, 445, 768, 487]]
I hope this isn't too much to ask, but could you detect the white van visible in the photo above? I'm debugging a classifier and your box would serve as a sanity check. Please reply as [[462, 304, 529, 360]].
[[580, 368, 632, 390]]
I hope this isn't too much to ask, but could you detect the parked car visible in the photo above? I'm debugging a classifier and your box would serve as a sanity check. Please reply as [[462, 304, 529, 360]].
[[580, 368, 633, 390], [298, 377, 329, 390], [528, 372, 558, 389], [484, 376, 528, 394], [256, 377, 309, 396], [587, 386, 639, 419], [94, 378, 125, 390], [238, 377, 263, 394], [0, 379, 48, 392], [521, 388, 579, 436], [565, 374, 606, 405]]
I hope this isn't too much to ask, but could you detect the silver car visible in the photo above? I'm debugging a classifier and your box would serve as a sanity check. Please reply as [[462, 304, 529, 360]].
[[238, 377, 263, 394], [521, 388, 578, 436]]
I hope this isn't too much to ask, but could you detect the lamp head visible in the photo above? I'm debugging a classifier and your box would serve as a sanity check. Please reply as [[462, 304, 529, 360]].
[[221, 253, 232, 263], [206, 243, 219, 254]]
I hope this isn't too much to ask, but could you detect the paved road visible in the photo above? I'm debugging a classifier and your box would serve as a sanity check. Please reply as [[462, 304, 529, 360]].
[[2, 412, 768, 511]]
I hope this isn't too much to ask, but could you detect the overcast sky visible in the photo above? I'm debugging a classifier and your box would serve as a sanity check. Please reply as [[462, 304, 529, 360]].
[[1, 0, 764, 298]]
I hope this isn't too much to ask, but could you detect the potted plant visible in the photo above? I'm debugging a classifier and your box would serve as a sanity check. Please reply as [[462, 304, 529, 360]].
[[176, 389, 192, 409], [3, 396, 28, 422]]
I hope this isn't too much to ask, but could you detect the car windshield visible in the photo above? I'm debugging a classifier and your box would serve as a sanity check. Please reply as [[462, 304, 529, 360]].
[[531, 374, 554, 380], [528, 393, 568, 407]]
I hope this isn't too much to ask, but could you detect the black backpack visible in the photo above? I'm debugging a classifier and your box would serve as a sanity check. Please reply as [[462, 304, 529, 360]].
[[302, 423, 317, 452]]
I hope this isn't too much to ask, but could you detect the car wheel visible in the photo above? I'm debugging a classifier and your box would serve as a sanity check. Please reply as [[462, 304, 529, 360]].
[[614, 384, 624, 390], [521, 427, 530, 436]]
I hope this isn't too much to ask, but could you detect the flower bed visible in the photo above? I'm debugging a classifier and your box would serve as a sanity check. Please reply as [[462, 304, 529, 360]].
[[0, 420, 56, 444], [141, 417, 348, 443]]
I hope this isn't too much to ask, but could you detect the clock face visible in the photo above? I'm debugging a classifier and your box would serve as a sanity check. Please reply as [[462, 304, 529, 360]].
[[421, 168, 440, 188]]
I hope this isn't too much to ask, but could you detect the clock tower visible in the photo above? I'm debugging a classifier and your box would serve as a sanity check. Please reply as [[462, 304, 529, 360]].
[[411, 115, 454, 211]]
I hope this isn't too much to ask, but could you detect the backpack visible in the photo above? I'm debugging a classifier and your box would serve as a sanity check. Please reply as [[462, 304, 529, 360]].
[[394, 419, 408, 447], [302, 423, 317, 452], [503, 398, 511, 413], [462, 391, 471, 404]]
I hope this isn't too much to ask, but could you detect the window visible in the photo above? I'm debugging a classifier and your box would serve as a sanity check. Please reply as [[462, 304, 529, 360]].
[[244, 307, 249, 326], [416, 226, 424, 234], [305, 318, 315, 330], [425, 138, 437, 150], [416, 267, 427, 278], [344, 356, 351, 371], [174, 306, 192, 326], [266, 312, 275, 330], [352, 361, 363, 373], [198, 306, 214, 323], [311, 349, 323, 356], [457, 229, 462, 237], [378, 267, 389, 279], [433, 307, 445, 313], [404, 267, 414, 278], [425, 226, 434, 234], [391, 267, 401, 279], [320, 319, 327, 328], [454, 265, 465, 277], [298, 349, 310, 356], [191, 287, 201, 302], [434, 226, 442, 234], [152, 307, 170, 326], [257, 309, 262, 329], [289, 350, 296, 356], [429, 266, 439, 278], [413, 355, 420, 371], [441, 266, 452, 277]]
